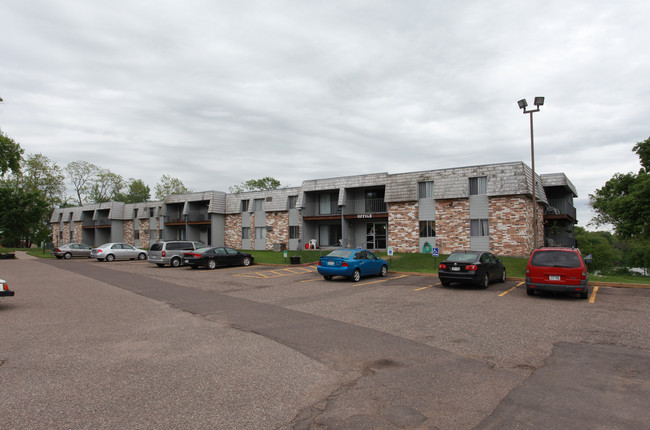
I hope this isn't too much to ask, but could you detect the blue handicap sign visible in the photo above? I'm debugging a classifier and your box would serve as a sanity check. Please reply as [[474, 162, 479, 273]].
[[432, 248, 439, 257]]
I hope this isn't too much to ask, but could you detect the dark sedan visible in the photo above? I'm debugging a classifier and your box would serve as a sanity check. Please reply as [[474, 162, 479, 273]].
[[183, 247, 253, 269], [438, 251, 506, 288]]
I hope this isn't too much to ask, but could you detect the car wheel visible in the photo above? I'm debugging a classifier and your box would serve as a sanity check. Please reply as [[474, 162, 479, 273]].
[[580, 288, 589, 299], [242, 257, 252, 266], [138, 253, 147, 260], [499, 268, 507, 283], [105, 254, 115, 262], [171, 257, 181, 267], [527, 287, 535, 296], [156, 263, 165, 267], [379, 265, 388, 277], [479, 273, 489, 289], [352, 269, 361, 282], [64, 252, 72, 260], [323, 275, 333, 281], [207, 259, 217, 270]]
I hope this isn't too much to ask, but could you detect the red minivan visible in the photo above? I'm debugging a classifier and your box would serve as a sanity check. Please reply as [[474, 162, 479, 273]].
[[525, 247, 591, 299]]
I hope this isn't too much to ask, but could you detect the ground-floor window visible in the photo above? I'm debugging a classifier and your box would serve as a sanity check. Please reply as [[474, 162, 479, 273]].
[[419, 221, 435, 237], [242, 227, 250, 239], [318, 225, 342, 247], [255, 227, 266, 239], [289, 226, 300, 239], [470, 219, 489, 236]]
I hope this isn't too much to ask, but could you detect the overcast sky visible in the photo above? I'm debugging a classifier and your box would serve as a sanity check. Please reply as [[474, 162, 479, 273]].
[[2, 0, 648, 227]]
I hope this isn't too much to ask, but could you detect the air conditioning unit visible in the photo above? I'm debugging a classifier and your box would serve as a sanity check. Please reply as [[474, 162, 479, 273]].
[[266, 226, 273, 231]]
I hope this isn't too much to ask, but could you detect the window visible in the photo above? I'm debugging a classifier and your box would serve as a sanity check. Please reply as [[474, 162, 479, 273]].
[[419, 221, 436, 237], [287, 195, 297, 209], [149, 208, 155, 217], [469, 177, 487, 195], [470, 219, 489, 236], [255, 227, 266, 239], [134, 230, 140, 240], [418, 181, 434, 199], [242, 227, 250, 239], [133, 208, 138, 218], [253, 198, 264, 212], [240, 200, 250, 212], [289, 226, 300, 239]]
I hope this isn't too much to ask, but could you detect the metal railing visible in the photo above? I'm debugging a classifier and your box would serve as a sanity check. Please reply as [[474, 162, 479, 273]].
[[546, 199, 577, 219]]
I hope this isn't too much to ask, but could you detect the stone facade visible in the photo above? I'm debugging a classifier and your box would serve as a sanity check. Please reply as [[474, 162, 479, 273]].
[[435, 199, 471, 253], [123, 220, 135, 246], [265, 212, 289, 250], [387, 202, 419, 253], [73, 221, 83, 243], [225, 214, 242, 248], [139, 219, 151, 246], [489, 196, 532, 256]]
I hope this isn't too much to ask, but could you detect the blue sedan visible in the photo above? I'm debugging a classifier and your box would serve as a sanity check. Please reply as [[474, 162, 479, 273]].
[[317, 249, 388, 282]]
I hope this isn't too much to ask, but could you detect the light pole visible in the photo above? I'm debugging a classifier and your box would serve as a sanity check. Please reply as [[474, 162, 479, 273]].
[[517, 97, 544, 250]]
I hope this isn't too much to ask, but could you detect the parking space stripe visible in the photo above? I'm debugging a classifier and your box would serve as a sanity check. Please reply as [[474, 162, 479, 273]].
[[589, 286, 599, 303], [415, 284, 435, 291], [498, 285, 518, 297]]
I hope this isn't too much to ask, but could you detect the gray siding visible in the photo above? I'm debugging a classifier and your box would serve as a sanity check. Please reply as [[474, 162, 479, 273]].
[[470, 237, 490, 251], [469, 195, 489, 218], [418, 199, 436, 220]]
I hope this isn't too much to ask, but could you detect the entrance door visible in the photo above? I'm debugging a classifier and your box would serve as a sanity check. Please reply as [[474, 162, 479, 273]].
[[366, 223, 387, 249]]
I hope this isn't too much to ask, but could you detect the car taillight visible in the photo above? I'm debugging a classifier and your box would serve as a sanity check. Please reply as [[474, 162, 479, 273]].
[[96, 249, 103, 253], [342, 262, 349, 267], [185, 253, 200, 258], [162, 250, 166, 257], [53, 248, 60, 252], [581, 271, 587, 280], [3, 282, 9, 291], [317, 260, 322, 266], [439, 263, 447, 269], [466, 265, 478, 271]]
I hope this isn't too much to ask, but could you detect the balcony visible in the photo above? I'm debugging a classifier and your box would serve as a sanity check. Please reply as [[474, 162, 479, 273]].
[[345, 198, 387, 215], [545, 199, 576, 221]]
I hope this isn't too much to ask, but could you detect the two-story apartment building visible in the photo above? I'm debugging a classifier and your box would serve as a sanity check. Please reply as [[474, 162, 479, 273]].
[[50, 161, 578, 257]]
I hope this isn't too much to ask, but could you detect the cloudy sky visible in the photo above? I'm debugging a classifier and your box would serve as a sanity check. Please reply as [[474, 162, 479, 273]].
[[2, 0, 648, 227]]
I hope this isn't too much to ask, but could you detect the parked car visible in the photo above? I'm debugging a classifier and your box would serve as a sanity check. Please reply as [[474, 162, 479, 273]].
[[148, 241, 205, 267], [0, 278, 14, 300], [51, 243, 92, 259], [525, 247, 591, 299], [317, 249, 388, 282], [183, 247, 253, 269], [438, 250, 506, 288], [91, 243, 148, 262]]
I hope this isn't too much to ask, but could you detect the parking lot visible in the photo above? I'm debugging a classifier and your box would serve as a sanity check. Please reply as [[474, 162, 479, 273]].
[[1, 256, 649, 429]]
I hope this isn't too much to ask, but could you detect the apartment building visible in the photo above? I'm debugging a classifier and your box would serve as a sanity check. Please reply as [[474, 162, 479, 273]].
[[50, 161, 578, 257]]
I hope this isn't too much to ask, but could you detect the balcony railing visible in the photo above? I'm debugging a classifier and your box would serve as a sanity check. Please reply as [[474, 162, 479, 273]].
[[345, 198, 387, 214], [546, 199, 577, 219]]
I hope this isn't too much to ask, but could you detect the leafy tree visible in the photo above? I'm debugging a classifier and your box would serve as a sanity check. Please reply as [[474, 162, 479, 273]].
[[590, 137, 650, 238], [229, 177, 282, 193], [20, 153, 66, 208], [0, 182, 50, 247], [66, 161, 99, 205], [154, 175, 192, 200], [575, 227, 621, 272], [115, 178, 151, 203], [0, 130, 24, 177], [623, 240, 650, 276], [87, 169, 124, 203]]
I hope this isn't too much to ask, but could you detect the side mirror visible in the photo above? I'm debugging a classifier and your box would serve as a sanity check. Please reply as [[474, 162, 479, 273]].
[[584, 254, 593, 265]]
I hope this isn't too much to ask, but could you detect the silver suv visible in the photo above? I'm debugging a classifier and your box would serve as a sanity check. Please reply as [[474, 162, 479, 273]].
[[148, 241, 204, 267]]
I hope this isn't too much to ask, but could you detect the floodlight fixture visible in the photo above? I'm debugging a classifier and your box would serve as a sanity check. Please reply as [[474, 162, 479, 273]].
[[517, 99, 528, 109], [534, 96, 545, 106]]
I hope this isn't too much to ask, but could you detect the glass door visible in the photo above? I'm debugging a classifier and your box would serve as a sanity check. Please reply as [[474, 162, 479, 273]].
[[366, 223, 387, 249]]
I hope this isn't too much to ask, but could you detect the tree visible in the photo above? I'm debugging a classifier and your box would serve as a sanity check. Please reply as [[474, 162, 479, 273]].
[[0, 130, 24, 177], [0, 182, 50, 247], [575, 227, 621, 272], [114, 178, 151, 203], [20, 153, 66, 208], [624, 240, 650, 275], [590, 137, 650, 238], [66, 161, 99, 205], [229, 177, 282, 193], [154, 175, 192, 200], [87, 169, 124, 203]]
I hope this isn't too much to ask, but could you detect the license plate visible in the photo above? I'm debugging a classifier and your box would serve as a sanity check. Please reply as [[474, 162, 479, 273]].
[[549, 275, 561, 281], [327, 261, 335, 266], [451, 267, 460, 271]]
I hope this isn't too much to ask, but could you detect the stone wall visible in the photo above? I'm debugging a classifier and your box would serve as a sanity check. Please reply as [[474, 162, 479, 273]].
[[123, 220, 135, 246], [387, 202, 419, 253], [52, 224, 61, 246], [265, 212, 289, 250], [73, 221, 83, 243], [435, 199, 471, 253], [139, 219, 151, 247], [62, 224, 71, 245], [225, 214, 242, 248]]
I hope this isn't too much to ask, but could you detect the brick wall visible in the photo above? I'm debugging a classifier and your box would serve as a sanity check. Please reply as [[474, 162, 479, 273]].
[[387, 202, 419, 253], [225, 214, 242, 248], [123, 220, 135, 246], [265, 212, 289, 250], [73, 221, 83, 243], [62, 224, 71, 244], [140, 219, 151, 246], [435, 199, 471, 253], [52, 224, 61, 246]]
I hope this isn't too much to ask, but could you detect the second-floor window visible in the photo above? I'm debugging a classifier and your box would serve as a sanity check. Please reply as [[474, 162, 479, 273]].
[[469, 177, 487, 195], [253, 199, 264, 212], [418, 181, 434, 199], [287, 195, 297, 209], [255, 227, 266, 239], [240, 200, 250, 212], [289, 226, 300, 239]]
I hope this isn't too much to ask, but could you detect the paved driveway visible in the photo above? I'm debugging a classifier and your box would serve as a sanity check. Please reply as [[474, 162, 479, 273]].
[[1, 257, 649, 429]]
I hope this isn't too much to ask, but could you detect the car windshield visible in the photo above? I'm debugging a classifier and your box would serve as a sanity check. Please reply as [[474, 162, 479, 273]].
[[531, 251, 581, 268], [447, 252, 480, 263], [194, 247, 213, 253], [150, 243, 163, 251], [326, 250, 354, 259]]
